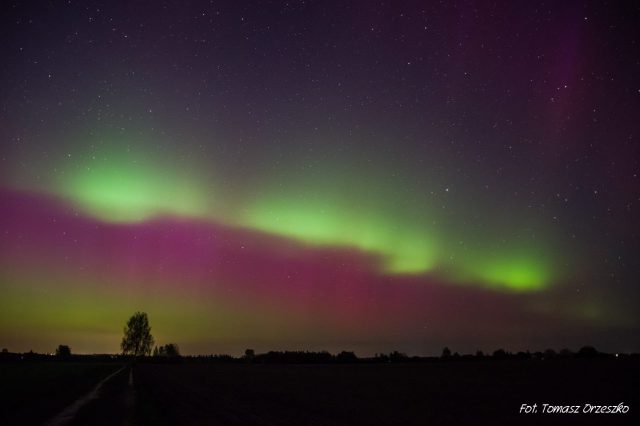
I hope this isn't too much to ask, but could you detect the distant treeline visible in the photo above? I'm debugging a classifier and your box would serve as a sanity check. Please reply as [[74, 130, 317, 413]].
[[0, 351, 125, 363], [1, 346, 638, 364]]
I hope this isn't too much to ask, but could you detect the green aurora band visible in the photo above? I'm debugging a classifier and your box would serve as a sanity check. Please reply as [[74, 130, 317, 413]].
[[12, 139, 554, 293], [62, 158, 209, 223], [243, 198, 551, 292]]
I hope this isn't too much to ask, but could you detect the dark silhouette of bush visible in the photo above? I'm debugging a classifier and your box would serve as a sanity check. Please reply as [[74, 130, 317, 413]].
[[154, 343, 180, 357], [55, 345, 71, 358], [188, 354, 238, 363], [336, 351, 358, 363], [559, 348, 573, 358], [389, 351, 409, 362], [577, 346, 598, 358], [492, 349, 507, 359], [121, 311, 154, 357], [244, 349, 255, 361], [374, 353, 390, 363], [441, 347, 452, 359], [514, 351, 532, 360], [254, 350, 334, 364]]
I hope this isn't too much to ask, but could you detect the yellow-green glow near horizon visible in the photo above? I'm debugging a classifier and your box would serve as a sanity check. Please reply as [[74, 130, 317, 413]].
[[0, 272, 321, 354]]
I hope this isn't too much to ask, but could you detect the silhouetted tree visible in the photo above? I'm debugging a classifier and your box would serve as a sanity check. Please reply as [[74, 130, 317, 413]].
[[336, 351, 358, 363], [244, 348, 255, 361], [1, 348, 8, 354], [152, 346, 159, 357], [475, 350, 484, 357], [543, 348, 557, 359], [389, 351, 408, 362], [255, 350, 334, 363], [157, 343, 180, 357], [577, 346, 598, 358], [374, 353, 390, 363], [55, 345, 71, 358], [492, 349, 507, 359], [441, 347, 452, 358], [121, 311, 154, 357], [559, 348, 573, 358]]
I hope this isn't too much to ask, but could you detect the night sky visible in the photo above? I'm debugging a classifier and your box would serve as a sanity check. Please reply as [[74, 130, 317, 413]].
[[1, 1, 639, 356]]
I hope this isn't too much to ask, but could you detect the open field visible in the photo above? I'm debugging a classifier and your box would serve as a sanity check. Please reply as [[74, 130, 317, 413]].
[[1, 359, 638, 425], [132, 360, 640, 425], [0, 361, 123, 425]]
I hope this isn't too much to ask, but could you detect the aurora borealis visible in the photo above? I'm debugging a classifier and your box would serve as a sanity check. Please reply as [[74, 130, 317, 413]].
[[1, 1, 638, 355]]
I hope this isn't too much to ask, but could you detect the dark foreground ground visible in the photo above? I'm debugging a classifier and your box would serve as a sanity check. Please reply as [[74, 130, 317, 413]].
[[2, 359, 639, 425], [0, 362, 123, 425]]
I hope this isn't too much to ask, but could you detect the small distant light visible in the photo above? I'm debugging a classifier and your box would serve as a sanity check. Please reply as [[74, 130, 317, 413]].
[[615, 353, 619, 358]]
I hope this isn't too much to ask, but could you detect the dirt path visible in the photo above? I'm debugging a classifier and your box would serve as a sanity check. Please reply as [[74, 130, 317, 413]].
[[44, 364, 136, 426], [44, 366, 126, 426]]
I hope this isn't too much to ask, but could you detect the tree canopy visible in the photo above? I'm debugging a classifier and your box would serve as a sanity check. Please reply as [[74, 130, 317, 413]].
[[121, 311, 154, 357], [55, 344, 71, 357], [154, 343, 180, 357]]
